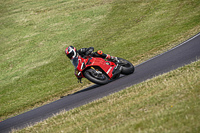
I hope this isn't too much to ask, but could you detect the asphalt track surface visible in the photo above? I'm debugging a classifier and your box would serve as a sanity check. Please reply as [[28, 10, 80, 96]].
[[1, 33, 200, 133]]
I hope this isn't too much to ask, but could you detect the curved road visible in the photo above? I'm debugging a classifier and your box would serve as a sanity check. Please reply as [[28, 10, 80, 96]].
[[0, 33, 200, 133]]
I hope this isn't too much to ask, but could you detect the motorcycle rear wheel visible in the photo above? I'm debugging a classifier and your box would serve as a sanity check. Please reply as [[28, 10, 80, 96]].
[[84, 68, 110, 85], [118, 58, 135, 75]]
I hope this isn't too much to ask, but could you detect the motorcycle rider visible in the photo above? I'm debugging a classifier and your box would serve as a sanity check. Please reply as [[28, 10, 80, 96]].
[[65, 46, 118, 82]]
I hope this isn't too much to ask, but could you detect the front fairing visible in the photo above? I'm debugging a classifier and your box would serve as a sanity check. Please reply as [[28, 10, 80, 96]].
[[75, 56, 117, 79], [87, 58, 116, 78], [74, 56, 88, 79], [71, 56, 86, 78]]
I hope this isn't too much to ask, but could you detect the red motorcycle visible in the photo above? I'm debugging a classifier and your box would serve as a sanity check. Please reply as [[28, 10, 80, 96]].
[[73, 56, 135, 85]]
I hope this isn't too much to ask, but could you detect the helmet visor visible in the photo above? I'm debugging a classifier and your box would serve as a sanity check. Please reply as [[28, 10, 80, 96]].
[[67, 50, 75, 59]]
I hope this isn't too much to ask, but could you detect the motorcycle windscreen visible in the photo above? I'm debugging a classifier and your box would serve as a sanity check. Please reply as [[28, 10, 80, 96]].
[[70, 57, 79, 68]]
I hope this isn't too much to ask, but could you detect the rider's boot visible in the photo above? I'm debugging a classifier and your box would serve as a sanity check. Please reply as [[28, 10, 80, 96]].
[[106, 54, 119, 63]]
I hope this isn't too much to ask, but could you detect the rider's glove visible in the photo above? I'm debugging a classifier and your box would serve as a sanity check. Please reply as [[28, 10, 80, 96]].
[[110, 56, 119, 63], [77, 77, 82, 83]]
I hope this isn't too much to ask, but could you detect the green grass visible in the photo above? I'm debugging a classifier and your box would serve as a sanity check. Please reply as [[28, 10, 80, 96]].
[[15, 60, 200, 133], [1, 0, 200, 121]]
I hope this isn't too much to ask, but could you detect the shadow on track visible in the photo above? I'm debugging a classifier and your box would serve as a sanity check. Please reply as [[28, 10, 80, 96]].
[[61, 75, 126, 98], [72, 84, 100, 95], [60, 84, 100, 98]]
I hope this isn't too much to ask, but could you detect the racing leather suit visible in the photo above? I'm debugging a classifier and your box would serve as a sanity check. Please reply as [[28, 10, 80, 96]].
[[77, 47, 115, 60]]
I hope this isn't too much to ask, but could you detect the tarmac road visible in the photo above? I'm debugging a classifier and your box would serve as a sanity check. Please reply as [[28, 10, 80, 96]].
[[0, 33, 200, 133]]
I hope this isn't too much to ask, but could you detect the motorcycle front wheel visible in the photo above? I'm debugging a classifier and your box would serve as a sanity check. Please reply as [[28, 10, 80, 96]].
[[84, 68, 110, 85]]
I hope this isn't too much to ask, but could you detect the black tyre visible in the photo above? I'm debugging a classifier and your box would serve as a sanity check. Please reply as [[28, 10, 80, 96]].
[[118, 58, 135, 75], [84, 68, 110, 85]]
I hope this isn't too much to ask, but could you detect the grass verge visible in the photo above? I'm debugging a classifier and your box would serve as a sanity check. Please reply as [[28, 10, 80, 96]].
[[15, 60, 200, 133]]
